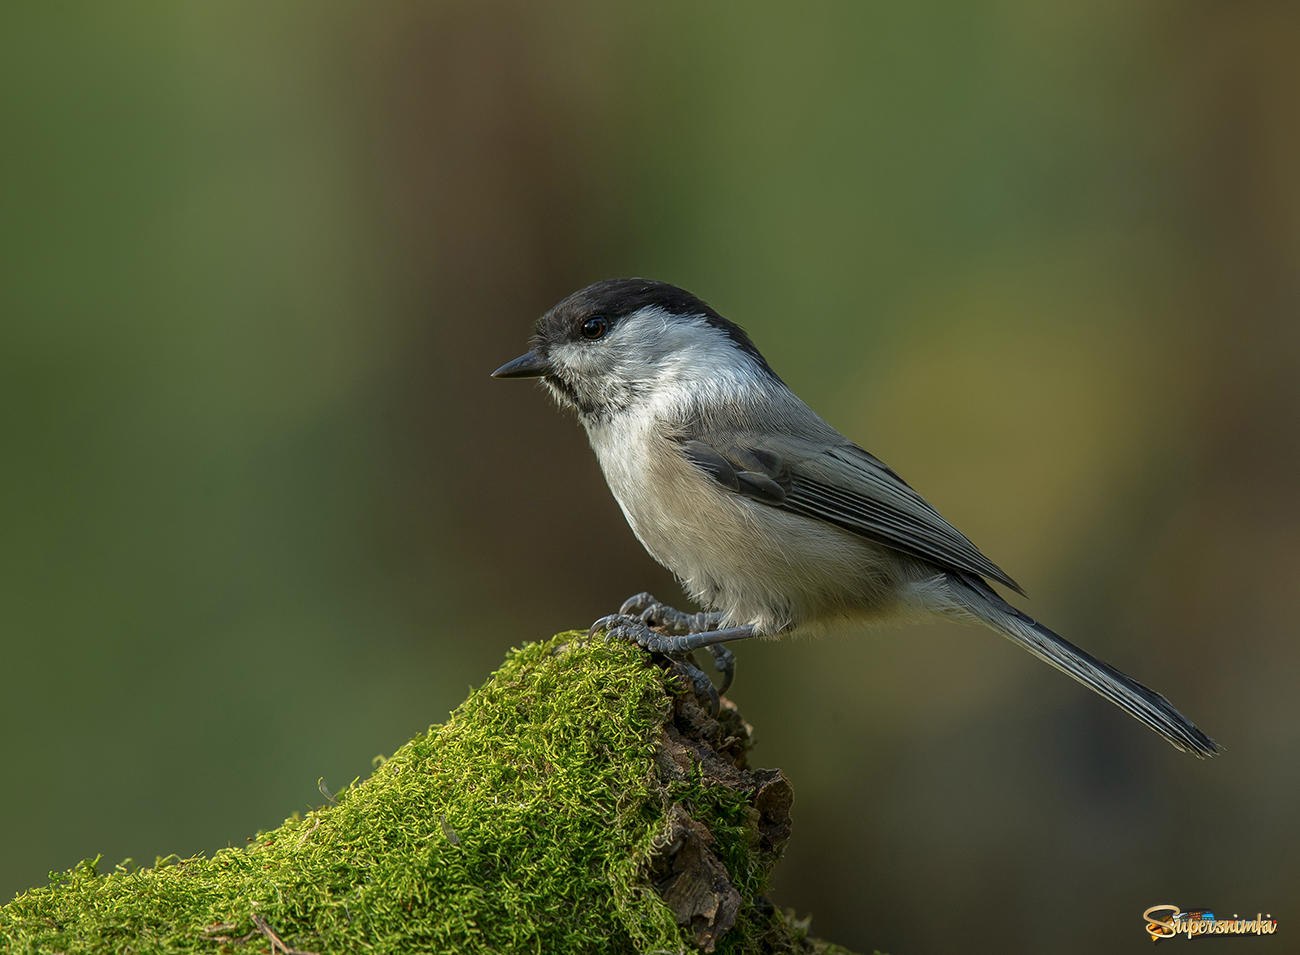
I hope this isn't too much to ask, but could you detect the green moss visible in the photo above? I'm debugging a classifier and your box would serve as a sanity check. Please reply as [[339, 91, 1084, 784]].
[[0, 633, 860, 954]]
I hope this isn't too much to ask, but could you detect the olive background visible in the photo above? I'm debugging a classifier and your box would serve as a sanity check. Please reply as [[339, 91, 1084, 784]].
[[2, 4, 1297, 953]]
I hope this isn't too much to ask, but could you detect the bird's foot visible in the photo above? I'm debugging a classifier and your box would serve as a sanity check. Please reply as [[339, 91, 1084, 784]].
[[666, 656, 721, 716], [617, 592, 725, 636], [589, 612, 721, 714], [615, 594, 735, 693], [588, 613, 680, 654]]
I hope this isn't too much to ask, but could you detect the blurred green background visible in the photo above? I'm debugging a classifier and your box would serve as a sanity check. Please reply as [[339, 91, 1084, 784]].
[[2, 3, 1297, 952]]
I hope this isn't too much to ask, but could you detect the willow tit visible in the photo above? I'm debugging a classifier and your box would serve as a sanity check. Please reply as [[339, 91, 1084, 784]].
[[492, 278, 1220, 758]]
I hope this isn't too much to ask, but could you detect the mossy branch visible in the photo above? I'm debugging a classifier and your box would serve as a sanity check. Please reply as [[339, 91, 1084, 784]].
[[0, 633, 862, 954]]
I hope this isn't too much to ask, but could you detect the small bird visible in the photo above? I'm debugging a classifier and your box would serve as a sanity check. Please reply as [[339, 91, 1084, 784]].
[[492, 278, 1220, 757]]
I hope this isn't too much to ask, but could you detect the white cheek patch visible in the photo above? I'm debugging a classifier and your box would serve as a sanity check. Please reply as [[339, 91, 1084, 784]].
[[548, 342, 589, 376], [547, 307, 760, 419], [615, 307, 673, 353], [553, 331, 636, 383], [549, 342, 578, 365], [624, 308, 733, 364]]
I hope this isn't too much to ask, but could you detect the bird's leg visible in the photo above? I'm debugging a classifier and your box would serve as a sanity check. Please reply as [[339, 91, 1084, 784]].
[[590, 613, 754, 680], [588, 612, 756, 712], [656, 625, 758, 653], [614, 593, 737, 691], [618, 592, 725, 635]]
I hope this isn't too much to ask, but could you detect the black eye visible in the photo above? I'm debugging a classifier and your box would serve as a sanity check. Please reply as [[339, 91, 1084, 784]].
[[580, 316, 609, 340]]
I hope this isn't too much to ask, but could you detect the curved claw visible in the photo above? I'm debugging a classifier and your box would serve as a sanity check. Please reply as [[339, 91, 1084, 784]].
[[672, 656, 720, 716], [591, 612, 655, 648], [618, 592, 660, 617], [588, 613, 626, 638], [591, 609, 734, 714], [617, 592, 725, 636], [590, 613, 686, 654], [708, 644, 735, 695]]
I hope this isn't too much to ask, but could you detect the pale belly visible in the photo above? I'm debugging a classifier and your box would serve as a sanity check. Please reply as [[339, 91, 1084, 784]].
[[588, 425, 907, 634]]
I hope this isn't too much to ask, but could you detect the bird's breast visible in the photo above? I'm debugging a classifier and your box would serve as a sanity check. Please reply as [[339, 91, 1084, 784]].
[[584, 418, 903, 633]]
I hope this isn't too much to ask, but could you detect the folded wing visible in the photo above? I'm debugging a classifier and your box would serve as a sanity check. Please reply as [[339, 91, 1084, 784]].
[[677, 433, 1023, 594]]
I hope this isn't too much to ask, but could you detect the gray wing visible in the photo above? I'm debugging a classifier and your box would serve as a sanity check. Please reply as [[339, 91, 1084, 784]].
[[678, 434, 1024, 594]]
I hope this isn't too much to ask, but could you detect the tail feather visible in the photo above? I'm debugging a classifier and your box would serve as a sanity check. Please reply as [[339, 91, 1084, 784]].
[[946, 574, 1221, 758]]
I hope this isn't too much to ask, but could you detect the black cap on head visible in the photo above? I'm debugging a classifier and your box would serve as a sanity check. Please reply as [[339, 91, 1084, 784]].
[[534, 278, 774, 373]]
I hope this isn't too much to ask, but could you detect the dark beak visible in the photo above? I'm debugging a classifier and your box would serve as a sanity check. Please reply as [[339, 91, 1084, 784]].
[[490, 349, 552, 379]]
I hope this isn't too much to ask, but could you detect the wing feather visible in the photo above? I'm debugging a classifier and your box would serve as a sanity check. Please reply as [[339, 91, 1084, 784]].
[[676, 434, 1023, 594]]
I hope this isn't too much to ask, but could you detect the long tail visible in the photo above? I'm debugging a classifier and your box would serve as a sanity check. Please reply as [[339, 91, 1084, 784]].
[[944, 573, 1221, 758]]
